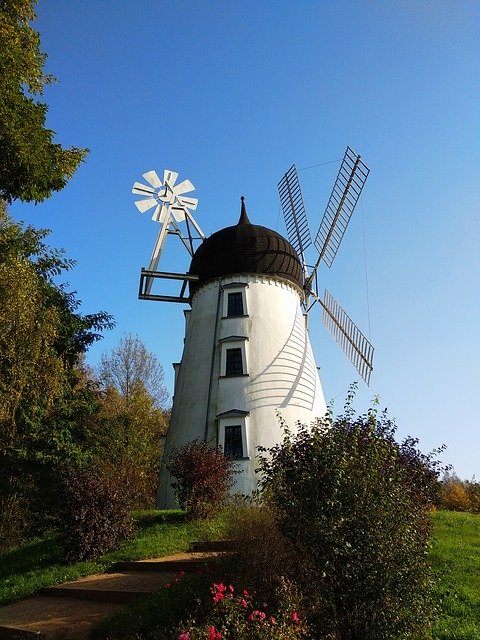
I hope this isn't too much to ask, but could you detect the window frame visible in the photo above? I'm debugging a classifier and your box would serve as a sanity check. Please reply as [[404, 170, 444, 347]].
[[217, 410, 249, 460], [219, 335, 249, 377], [221, 282, 248, 318]]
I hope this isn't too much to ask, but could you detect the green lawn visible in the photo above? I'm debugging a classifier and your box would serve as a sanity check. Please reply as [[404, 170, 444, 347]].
[[430, 510, 480, 639], [0, 509, 229, 606], [1, 509, 479, 639]]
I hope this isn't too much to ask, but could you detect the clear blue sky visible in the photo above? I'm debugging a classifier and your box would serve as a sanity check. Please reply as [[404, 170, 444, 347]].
[[11, 1, 479, 478]]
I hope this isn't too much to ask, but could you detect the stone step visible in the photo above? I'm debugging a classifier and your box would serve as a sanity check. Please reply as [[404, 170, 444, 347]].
[[40, 570, 178, 603], [114, 550, 229, 573], [0, 545, 232, 640], [0, 596, 124, 640], [189, 539, 237, 552]]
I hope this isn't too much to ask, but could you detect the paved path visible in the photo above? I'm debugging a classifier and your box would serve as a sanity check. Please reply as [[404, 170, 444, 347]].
[[0, 543, 230, 640]]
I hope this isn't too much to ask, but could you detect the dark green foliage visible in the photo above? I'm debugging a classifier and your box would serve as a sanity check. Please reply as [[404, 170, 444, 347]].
[[0, 215, 114, 549], [168, 440, 235, 520], [257, 393, 445, 640], [57, 466, 134, 561]]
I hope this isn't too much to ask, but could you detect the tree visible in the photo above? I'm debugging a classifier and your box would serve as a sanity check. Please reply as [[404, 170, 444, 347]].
[[0, 0, 88, 204], [94, 335, 170, 506], [0, 214, 114, 547], [99, 333, 169, 409], [257, 394, 445, 640]]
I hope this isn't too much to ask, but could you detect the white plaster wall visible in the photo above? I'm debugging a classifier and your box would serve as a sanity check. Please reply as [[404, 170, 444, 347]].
[[157, 274, 327, 507]]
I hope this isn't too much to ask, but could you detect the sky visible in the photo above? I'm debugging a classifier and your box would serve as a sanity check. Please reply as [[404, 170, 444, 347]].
[[10, 0, 479, 478]]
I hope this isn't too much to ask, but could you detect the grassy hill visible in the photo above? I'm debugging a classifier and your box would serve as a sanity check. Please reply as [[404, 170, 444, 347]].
[[1, 509, 479, 638]]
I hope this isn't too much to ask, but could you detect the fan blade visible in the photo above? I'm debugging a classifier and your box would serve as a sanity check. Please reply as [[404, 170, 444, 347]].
[[150, 204, 161, 222], [142, 170, 162, 188], [176, 196, 198, 210], [321, 289, 374, 385], [132, 181, 155, 196], [277, 164, 312, 259], [314, 147, 369, 268], [172, 179, 195, 197], [134, 198, 157, 213], [163, 170, 178, 188], [169, 204, 186, 223]]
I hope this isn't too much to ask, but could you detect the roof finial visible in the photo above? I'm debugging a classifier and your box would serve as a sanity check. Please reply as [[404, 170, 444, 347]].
[[238, 195, 251, 224]]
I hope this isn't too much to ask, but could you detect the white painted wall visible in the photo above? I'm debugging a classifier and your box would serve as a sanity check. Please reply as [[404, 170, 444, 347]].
[[157, 274, 327, 508]]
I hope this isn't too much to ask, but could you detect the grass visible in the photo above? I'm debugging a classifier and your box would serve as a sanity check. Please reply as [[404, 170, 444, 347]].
[[0, 509, 230, 606], [430, 510, 480, 639], [1, 509, 480, 639]]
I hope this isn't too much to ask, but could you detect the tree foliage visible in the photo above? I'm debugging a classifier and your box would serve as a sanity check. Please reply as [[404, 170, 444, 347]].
[[98, 333, 169, 409], [93, 334, 170, 506], [0, 215, 114, 547], [0, 0, 88, 203], [257, 393, 445, 640]]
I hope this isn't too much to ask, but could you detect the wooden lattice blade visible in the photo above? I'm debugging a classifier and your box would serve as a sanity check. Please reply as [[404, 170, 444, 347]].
[[314, 147, 369, 268], [278, 164, 312, 259], [321, 289, 374, 385]]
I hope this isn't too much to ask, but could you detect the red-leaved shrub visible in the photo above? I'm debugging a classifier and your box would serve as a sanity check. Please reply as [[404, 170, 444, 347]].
[[167, 440, 234, 520], [58, 466, 134, 561]]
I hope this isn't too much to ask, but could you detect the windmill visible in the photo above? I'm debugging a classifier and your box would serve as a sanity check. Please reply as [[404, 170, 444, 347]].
[[277, 146, 374, 385], [132, 150, 373, 508], [132, 169, 204, 300]]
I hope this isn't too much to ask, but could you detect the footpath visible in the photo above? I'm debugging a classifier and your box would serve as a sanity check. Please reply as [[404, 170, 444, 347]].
[[0, 541, 231, 640]]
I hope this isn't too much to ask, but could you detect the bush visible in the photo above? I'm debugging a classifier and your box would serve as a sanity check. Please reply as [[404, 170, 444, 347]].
[[257, 395, 444, 640], [167, 440, 234, 520], [224, 502, 298, 606], [57, 465, 134, 561], [439, 475, 471, 512]]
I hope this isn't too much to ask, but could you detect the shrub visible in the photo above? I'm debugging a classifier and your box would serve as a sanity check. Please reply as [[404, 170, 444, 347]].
[[224, 501, 298, 606], [167, 440, 234, 520], [257, 394, 445, 640], [57, 465, 134, 561], [439, 475, 471, 512]]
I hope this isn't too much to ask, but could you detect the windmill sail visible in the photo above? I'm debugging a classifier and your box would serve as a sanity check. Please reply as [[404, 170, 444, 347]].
[[315, 147, 369, 268], [278, 164, 312, 260], [321, 289, 374, 385]]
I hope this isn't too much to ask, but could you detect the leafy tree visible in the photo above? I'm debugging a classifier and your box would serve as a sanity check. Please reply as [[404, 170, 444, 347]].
[[93, 335, 170, 506], [0, 0, 88, 204], [98, 333, 169, 409], [89, 384, 169, 507], [257, 392, 445, 640], [0, 215, 113, 546]]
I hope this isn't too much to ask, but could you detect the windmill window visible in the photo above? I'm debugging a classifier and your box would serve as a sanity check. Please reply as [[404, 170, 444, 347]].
[[224, 425, 243, 459], [227, 292, 244, 317], [221, 283, 248, 318], [225, 348, 243, 376]]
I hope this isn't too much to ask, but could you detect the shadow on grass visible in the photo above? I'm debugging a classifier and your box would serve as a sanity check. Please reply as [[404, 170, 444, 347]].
[[134, 509, 188, 530], [0, 533, 63, 580]]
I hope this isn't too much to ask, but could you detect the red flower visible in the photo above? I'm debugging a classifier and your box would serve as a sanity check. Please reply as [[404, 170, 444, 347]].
[[240, 598, 248, 608], [208, 626, 222, 640], [292, 611, 300, 624]]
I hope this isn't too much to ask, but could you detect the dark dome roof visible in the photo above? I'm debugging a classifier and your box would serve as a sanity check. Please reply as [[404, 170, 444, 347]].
[[189, 198, 303, 296]]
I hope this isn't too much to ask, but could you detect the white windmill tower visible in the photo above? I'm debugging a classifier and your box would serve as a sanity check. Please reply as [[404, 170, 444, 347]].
[[132, 149, 373, 508]]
